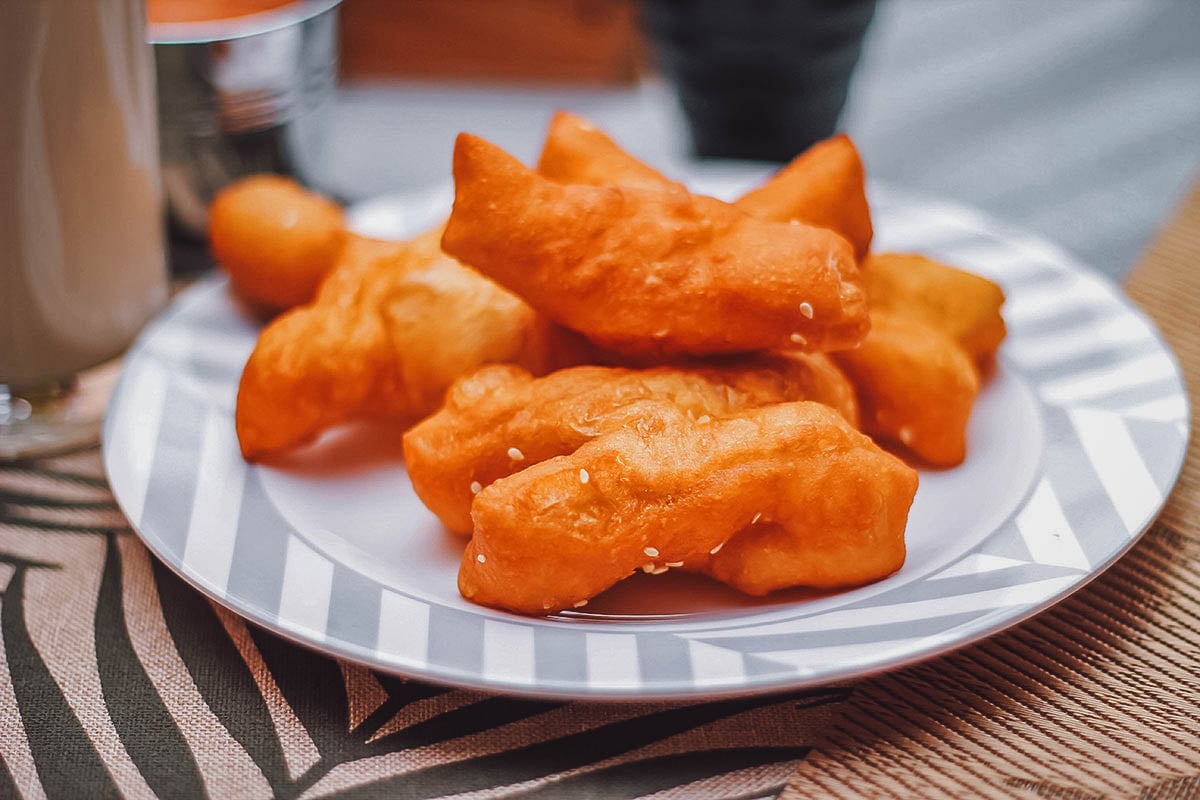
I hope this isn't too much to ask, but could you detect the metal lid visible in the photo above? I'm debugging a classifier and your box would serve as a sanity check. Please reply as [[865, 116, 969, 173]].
[[147, 0, 341, 44]]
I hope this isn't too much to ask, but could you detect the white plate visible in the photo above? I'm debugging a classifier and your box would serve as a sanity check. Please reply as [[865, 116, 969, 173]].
[[104, 173, 1189, 700]]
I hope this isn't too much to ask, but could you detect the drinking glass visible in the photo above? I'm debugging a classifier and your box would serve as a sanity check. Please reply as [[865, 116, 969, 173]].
[[0, 0, 168, 459]]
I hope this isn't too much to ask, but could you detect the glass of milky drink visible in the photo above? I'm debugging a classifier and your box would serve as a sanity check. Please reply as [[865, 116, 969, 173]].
[[0, 0, 168, 459]]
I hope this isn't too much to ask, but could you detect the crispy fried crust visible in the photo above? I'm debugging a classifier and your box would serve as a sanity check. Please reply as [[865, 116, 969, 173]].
[[716, 352, 860, 428], [442, 133, 869, 357], [209, 175, 347, 311], [863, 252, 1007, 368], [236, 300, 391, 460], [537, 110, 684, 192], [459, 402, 917, 615], [403, 354, 859, 533], [729, 146, 1001, 465], [236, 230, 590, 461], [734, 134, 873, 259], [832, 310, 980, 466]]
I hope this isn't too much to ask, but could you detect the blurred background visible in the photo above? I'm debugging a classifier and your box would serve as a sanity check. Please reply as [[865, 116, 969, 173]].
[[161, 0, 1200, 281]]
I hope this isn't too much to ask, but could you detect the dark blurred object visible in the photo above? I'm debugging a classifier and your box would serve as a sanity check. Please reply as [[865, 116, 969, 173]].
[[150, 0, 341, 274], [339, 0, 641, 85], [641, 0, 876, 162]]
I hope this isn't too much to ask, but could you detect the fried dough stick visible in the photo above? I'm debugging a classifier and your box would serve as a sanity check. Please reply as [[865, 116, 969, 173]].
[[537, 113, 874, 262], [734, 134, 873, 259], [403, 355, 859, 533], [459, 401, 917, 615], [823, 255, 1003, 465], [831, 311, 979, 466], [717, 144, 1005, 367], [236, 231, 587, 461], [864, 252, 1007, 368], [441, 133, 869, 357], [726, 148, 1003, 463], [537, 111, 685, 192], [535, 115, 999, 464]]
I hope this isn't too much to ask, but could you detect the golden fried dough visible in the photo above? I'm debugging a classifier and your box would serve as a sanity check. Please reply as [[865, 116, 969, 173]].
[[704, 510, 909, 597], [832, 310, 980, 467], [734, 134, 873, 259], [864, 252, 1007, 368], [728, 145, 1000, 465], [459, 402, 917, 615], [236, 301, 389, 460], [313, 229, 441, 306], [236, 229, 589, 461], [718, 352, 860, 428], [209, 175, 346, 311], [442, 133, 869, 357], [403, 354, 859, 533], [536, 110, 684, 192]]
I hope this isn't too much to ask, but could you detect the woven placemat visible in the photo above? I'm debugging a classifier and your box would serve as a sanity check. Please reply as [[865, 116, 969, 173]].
[[0, 445, 833, 799], [782, 179, 1200, 799]]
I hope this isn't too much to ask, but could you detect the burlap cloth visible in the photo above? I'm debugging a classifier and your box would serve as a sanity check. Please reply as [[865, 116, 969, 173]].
[[0, 180, 1197, 798]]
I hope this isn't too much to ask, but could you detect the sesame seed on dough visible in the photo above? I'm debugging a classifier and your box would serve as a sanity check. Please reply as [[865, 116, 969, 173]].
[[709, 542, 725, 555], [642, 563, 656, 573], [751, 512, 762, 524], [469, 480, 482, 495], [789, 332, 807, 345], [573, 599, 589, 608], [799, 301, 814, 319], [507, 446, 525, 460], [579, 468, 590, 484], [476, 553, 487, 564], [899, 426, 915, 444], [696, 415, 711, 424], [666, 561, 684, 568], [651, 566, 670, 575], [644, 546, 660, 558]]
